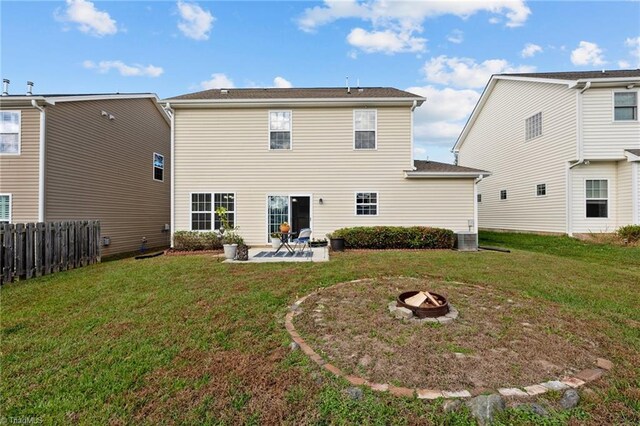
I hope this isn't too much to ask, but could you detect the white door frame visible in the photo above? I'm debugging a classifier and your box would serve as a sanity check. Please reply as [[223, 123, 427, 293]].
[[265, 193, 314, 243]]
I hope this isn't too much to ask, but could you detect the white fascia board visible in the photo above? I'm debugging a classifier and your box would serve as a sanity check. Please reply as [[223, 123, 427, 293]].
[[404, 171, 490, 179], [569, 77, 640, 88], [625, 151, 640, 162], [163, 97, 425, 108], [45, 93, 159, 104], [494, 75, 574, 86]]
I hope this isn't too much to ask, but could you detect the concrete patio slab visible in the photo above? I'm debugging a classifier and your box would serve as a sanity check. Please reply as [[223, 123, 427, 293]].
[[224, 247, 329, 263]]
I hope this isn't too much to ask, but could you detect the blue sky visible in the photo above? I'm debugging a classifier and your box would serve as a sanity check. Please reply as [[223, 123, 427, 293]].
[[2, 1, 639, 162]]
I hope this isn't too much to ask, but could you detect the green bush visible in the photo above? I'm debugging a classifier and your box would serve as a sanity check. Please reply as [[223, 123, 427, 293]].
[[173, 231, 223, 251], [617, 225, 640, 242], [331, 226, 455, 250]]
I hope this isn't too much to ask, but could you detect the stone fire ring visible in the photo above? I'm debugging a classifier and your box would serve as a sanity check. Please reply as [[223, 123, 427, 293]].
[[285, 279, 614, 399]]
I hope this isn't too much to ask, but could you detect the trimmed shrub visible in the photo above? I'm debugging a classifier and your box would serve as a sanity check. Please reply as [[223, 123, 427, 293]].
[[173, 231, 223, 251], [617, 225, 640, 243], [331, 226, 455, 250]]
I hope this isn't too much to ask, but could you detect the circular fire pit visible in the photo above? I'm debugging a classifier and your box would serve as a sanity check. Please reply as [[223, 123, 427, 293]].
[[397, 291, 449, 318]]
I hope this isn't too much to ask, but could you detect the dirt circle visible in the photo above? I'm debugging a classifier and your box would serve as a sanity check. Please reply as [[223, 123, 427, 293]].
[[293, 277, 602, 391]]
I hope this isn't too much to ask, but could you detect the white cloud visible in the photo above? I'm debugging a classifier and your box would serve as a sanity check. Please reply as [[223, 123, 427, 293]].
[[414, 146, 427, 156], [273, 76, 293, 88], [57, 0, 117, 36], [200, 73, 235, 89], [521, 43, 542, 58], [347, 27, 426, 54], [177, 1, 214, 41], [625, 36, 640, 65], [297, 0, 529, 55], [618, 60, 631, 68], [422, 55, 535, 89], [447, 29, 464, 44], [570, 41, 605, 66], [83, 60, 163, 77]]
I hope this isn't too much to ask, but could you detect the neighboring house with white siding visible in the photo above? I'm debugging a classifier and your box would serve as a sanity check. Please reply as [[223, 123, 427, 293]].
[[0, 82, 171, 255], [454, 70, 640, 235], [163, 87, 488, 246]]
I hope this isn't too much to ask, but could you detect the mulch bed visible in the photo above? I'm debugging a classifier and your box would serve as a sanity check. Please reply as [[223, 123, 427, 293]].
[[294, 277, 604, 391], [164, 249, 224, 256]]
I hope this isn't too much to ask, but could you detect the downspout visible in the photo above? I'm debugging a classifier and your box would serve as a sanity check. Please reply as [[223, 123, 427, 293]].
[[410, 100, 417, 170], [567, 81, 591, 235], [164, 103, 175, 247], [473, 174, 485, 234], [31, 100, 45, 222], [632, 162, 639, 224]]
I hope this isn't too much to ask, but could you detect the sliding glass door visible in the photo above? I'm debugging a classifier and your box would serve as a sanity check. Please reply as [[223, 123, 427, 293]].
[[267, 195, 312, 242], [267, 196, 289, 241]]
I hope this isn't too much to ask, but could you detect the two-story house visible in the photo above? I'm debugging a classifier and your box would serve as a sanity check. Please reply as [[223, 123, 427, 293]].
[[163, 87, 488, 246], [454, 70, 640, 235], [0, 81, 171, 256]]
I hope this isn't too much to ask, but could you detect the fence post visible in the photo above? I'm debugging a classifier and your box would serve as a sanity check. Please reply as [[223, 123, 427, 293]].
[[35, 222, 44, 277], [44, 222, 52, 275], [26, 223, 35, 279], [0, 224, 5, 285], [60, 222, 68, 271], [3, 224, 15, 283], [15, 224, 25, 279]]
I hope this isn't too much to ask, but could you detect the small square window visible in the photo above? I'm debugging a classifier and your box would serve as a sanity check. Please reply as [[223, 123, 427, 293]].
[[536, 184, 546, 197], [500, 190, 507, 200], [356, 192, 378, 215], [477, 194, 482, 203]]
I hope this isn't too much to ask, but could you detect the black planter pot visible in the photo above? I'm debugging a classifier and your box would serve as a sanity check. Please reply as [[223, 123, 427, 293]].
[[309, 241, 328, 248], [330, 238, 345, 251], [236, 245, 249, 261]]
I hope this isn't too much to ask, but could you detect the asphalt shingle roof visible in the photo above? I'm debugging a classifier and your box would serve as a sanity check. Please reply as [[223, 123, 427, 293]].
[[499, 69, 640, 80], [168, 87, 423, 101], [626, 149, 640, 156], [413, 160, 489, 174]]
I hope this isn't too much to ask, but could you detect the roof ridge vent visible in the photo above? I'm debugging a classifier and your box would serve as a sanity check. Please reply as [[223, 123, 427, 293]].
[[2, 79, 9, 96]]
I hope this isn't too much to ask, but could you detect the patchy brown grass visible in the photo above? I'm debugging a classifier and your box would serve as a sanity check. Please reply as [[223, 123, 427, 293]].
[[295, 277, 607, 391]]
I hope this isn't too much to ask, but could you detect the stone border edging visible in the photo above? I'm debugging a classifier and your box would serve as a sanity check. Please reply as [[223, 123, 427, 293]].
[[285, 279, 613, 399]]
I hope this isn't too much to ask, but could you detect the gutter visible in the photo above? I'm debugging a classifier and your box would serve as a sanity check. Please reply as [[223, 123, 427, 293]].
[[404, 171, 490, 178], [410, 100, 418, 170], [31, 100, 45, 222], [162, 97, 426, 107], [164, 103, 175, 248], [569, 81, 591, 170]]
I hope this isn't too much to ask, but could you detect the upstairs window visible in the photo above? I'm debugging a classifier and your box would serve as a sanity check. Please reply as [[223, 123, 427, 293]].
[[500, 190, 507, 200], [0, 111, 20, 154], [586, 180, 608, 218], [191, 193, 212, 230], [614, 92, 637, 121], [536, 183, 547, 197], [356, 192, 378, 215], [477, 194, 482, 203], [269, 111, 291, 149], [354, 110, 376, 149], [0, 194, 11, 223], [525, 112, 542, 141], [153, 153, 164, 182]]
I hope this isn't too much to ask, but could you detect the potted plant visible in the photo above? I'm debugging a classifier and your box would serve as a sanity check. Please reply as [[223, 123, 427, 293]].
[[327, 232, 345, 252], [216, 206, 243, 259], [270, 232, 281, 249], [279, 221, 290, 233]]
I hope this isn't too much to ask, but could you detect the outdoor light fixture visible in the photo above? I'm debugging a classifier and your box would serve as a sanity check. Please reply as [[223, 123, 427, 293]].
[[319, 198, 324, 205]]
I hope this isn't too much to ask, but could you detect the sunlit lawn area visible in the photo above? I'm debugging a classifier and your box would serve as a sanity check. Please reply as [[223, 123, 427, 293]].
[[1, 232, 639, 425]]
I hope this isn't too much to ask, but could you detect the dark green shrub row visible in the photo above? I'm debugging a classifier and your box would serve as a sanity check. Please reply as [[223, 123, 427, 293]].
[[331, 226, 455, 249], [617, 225, 640, 242], [173, 231, 223, 251]]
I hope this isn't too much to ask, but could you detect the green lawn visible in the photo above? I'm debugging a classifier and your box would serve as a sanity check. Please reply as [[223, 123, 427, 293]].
[[1, 232, 639, 425]]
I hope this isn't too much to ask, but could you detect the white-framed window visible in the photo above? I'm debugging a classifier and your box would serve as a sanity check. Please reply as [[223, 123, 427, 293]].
[[525, 112, 542, 141], [153, 153, 164, 182], [0, 111, 21, 154], [477, 194, 482, 203], [500, 189, 507, 200], [536, 183, 547, 197], [0, 194, 11, 223], [614, 91, 638, 121], [213, 193, 235, 230], [190, 192, 236, 231], [269, 111, 292, 150], [355, 192, 378, 215], [354, 110, 376, 149], [586, 179, 608, 218]]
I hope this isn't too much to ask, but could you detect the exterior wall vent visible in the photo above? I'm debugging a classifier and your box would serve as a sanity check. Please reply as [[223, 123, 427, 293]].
[[455, 232, 478, 251]]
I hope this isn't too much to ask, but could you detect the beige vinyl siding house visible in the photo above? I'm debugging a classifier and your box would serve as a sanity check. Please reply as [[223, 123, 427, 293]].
[[0, 90, 170, 256], [165, 87, 487, 246], [454, 70, 640, 235]]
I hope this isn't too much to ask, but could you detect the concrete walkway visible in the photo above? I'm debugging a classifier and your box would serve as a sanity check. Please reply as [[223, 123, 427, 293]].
[[223, 246, 329, 263]]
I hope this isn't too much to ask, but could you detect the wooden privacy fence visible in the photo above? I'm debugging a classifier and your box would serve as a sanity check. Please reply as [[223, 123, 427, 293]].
[[0, 221, 100, 285]]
